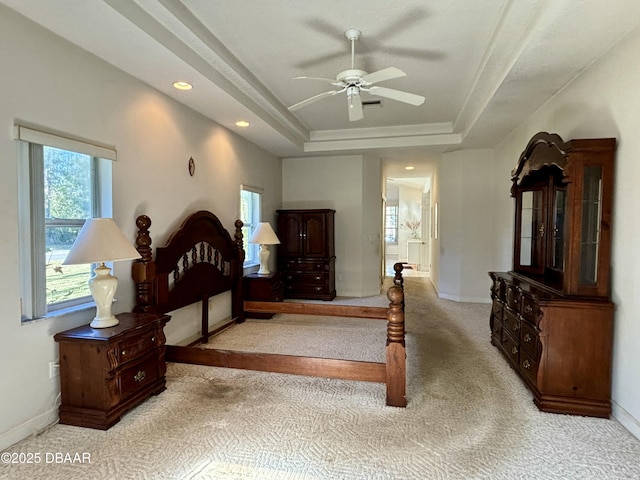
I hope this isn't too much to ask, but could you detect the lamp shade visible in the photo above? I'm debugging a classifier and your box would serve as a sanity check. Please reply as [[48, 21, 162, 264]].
[[63, 218, 141, 265], [248, 222, 281, 245]]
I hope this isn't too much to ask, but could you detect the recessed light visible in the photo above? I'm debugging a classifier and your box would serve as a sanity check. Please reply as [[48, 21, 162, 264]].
[[172, 81, 193, 91], [405, 165, 415, 171], [235, 121, 250, 127]]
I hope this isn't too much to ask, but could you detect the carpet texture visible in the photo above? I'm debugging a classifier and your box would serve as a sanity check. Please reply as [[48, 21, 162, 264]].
[[2, 277, 640, 479]]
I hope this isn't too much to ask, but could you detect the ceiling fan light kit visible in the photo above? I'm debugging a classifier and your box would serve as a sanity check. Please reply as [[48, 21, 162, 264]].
[[289, 28, 425, 121]]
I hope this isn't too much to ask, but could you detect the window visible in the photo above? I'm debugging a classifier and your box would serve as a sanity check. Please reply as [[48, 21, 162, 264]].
[[385, 205, 399, 243], [240, 185, 262, 266], [16, 125, 114, 320]]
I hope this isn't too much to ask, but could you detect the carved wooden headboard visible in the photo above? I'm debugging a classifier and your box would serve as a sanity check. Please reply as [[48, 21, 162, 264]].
[[132, 211, 245, 323]]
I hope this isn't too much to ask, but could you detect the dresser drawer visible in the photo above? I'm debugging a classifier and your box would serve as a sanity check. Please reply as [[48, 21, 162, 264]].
[[502, 308, 521, 340], [283, 271, 329, 285], [491, 315, 503, 339], [519, 349, 539, 386], [283, 259, 329, 272], [520, 294, 539, 323], [520, 320, 540, 359], [501, 328, 520, 366], [491, 300, 504, 324], [506, 285, 521, 311], [285, 283, 329, 296]]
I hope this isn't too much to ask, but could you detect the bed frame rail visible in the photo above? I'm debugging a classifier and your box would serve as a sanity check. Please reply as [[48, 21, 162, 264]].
[[132, 211, 407, 407], [168, 280, 406, 407]]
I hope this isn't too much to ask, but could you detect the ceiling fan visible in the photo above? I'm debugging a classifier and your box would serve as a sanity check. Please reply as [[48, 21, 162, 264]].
[[288, 28, 425, 122]]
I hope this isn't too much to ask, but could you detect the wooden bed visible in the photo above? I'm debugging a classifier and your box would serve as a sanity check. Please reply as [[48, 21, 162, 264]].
[[132, 210, 407, 407]]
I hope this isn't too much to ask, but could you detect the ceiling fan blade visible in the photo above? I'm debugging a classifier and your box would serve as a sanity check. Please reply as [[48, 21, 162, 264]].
[[288, 90, 340, 111], [294, 76, 343, 86], [361, 67, 406, 85], [368, 86, 425, 106], [348, 93, 363, 122]]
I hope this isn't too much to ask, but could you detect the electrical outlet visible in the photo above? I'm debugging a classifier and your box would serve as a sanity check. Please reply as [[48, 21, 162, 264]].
[[49, 361, 59, 379]]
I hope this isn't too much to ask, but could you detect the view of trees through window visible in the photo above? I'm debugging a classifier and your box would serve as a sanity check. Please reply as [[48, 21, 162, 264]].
[[44, 146, 93, 306]]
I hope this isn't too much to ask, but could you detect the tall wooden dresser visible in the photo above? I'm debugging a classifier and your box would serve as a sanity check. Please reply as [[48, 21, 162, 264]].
[[277, 209, 336, 300], [489, 132, 615, 418]]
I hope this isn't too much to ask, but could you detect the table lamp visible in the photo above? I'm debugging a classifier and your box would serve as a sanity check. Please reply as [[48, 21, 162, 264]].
[[248, 222, 280, 275], [62, 218, 141, 328]]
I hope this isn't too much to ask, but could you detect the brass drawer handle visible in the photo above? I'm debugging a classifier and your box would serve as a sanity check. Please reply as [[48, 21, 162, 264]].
[[524, 333, 532, 343], [522, 359, 531, 370], [524, 305, 533, 314], [315, 286, 322, 291], [511, 346, 518, 355], [315, 276, 322, 281], [134, 370, 146, 383]]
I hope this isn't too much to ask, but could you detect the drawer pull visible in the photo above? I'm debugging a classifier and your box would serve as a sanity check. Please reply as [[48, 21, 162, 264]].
[[151, 336, 155, 343], [511, 346, 518, 355], [121, 350, 126, 356], [512, 323, 520, 332], [524, 305, 533, 314], [524, 333, 532, 343], [522, 359, 531, 370], [134, 370, 146, 383], [315, 286, 322, 291], [315, 276, 322, 281]]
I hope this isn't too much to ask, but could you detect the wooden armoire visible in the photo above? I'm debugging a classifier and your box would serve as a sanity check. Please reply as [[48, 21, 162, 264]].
[[277, 209, 336, 300], [489, 132, 615, 418]]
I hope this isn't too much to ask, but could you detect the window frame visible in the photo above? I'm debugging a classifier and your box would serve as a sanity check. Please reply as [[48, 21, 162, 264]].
[[385, 204, 399, 244], [16, 125, 114, 321], [240, 184, 263, 267]]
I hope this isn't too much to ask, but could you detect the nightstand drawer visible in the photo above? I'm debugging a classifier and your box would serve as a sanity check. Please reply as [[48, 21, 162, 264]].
[[119, 353, 161, 402], [116, 327, 159, 368]]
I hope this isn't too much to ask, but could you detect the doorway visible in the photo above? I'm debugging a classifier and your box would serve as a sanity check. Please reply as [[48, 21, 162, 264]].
[[384, 177, 430, 277]]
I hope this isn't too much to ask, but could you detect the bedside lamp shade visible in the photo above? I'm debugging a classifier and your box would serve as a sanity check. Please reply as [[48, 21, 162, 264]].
[[248, 222, 280, 275], [63, 218, 141, 328]]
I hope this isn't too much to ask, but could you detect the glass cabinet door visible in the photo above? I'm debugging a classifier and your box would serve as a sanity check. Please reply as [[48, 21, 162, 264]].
[[579, 166, 603, 285], [550, 187, 566, 271], [518, 189, 545, 274]]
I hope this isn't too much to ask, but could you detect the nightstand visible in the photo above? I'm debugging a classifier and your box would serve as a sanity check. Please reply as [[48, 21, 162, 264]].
[[244, 272, 284, 318], [54, 312, 170, 429]]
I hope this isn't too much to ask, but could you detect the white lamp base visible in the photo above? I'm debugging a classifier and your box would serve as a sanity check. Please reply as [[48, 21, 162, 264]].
[[257, 244, 271, 275], [89, 263, 120, 328]]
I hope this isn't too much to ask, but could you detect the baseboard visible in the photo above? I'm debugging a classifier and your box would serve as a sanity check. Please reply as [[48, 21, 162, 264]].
[[612, 401, 640, 440], [437, 291, 491, 304], [0, 405, 58, 451]]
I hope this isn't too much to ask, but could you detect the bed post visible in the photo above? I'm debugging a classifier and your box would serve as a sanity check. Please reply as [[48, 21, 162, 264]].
[[393, 262, 404, 289], [132, 215, 157, 313], [233, 219, 246, 323], [385, 281, 406, 407]]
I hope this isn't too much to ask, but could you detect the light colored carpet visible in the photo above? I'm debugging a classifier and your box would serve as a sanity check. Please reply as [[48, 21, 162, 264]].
[[2, 277, 640, 479]]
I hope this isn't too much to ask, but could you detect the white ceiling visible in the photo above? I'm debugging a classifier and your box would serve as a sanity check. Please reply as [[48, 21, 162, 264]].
[[4, 0, 640, 173]]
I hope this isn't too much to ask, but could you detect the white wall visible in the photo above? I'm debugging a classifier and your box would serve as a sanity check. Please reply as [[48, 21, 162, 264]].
[[0, 6, 281, 449], [282, 155, 382, 297], [436, 149, 495, 302], [490, 25, 640, 438]]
